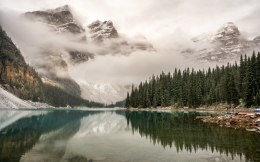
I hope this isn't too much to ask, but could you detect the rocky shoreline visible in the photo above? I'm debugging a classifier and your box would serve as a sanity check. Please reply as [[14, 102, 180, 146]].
[[127, 106, 254, 113], [196, 111, 260, 133], [127, 106, 260, 133]]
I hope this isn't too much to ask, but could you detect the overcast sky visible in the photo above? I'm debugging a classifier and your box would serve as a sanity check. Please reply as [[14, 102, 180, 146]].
[[1, 0, 260, 40], [1, 0, 260, 85]]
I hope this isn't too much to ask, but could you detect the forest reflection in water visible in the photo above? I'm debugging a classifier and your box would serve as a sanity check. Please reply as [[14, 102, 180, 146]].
[[0, 109, 259, 162], [126, 111, 260, 162]]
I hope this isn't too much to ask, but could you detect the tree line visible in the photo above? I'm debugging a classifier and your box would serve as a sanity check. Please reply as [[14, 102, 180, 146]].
[[43, 84, 104, 107], [126, 51, 260, 108]]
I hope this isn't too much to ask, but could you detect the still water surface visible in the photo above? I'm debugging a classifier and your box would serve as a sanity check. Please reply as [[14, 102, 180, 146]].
[[0, 109, 259, 162]]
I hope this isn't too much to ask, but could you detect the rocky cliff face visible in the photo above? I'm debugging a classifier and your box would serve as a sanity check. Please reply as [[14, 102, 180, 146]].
[[25, 5, 155, 63], [214, 22, 240, 44], [88, 20, 119, 42], [87, 19, 155, 53], [0, 26, 42, 101], [22, 5, 156, 104], [25, 5, 85, 34], [25, 5, 92, 65], [254, 36, 260, 45], [0, 25, 101, 107], [25, 5, 89, 96], [183, 22, 260, 62]]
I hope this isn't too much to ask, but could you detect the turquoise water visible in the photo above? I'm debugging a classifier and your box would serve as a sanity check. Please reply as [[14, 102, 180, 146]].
[[0, 109, 259, 162]]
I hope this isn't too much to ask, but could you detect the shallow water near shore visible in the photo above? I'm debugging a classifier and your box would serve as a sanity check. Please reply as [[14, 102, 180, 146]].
[[0, 109, 260, 162]]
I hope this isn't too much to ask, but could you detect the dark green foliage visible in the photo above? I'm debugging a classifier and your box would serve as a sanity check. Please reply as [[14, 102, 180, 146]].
[[225, 65, 239, 106], [126, 52, 260, 108], [51, 78, 81, 97], [0, 25, 43, 101], [126, 111, 260, 162], [0, 110, 99, 162], [43, 84, 103, 107], [106, 100, 126, 108], [0, 25, 103, 107], [0, 26, 25, 64], [125, 92, 130, 107]]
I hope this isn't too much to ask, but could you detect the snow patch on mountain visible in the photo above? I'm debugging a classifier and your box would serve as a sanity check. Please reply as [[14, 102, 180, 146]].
[[0, 86, 51, 109]]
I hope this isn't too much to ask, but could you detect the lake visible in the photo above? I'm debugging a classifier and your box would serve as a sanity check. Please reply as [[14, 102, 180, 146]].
[[0, 109, 259, 162]]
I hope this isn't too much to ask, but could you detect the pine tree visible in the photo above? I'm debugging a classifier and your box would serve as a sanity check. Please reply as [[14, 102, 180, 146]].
[[125, 92, 130, 107], [245, 57, 254, 107], [226, 68, 239, 107], [126, 51, 260, 108]]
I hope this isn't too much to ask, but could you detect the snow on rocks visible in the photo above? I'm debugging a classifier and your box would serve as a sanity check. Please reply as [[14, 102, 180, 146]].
[[0, 86, 51, 109], [196, 111, 260, 133]]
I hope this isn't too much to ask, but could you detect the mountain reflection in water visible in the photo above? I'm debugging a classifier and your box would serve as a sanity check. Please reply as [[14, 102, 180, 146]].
[[0, 110, 259, 162]]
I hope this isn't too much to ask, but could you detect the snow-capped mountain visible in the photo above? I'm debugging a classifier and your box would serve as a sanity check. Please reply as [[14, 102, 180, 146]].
[[25, 5, 154, 65], [25, 5, 91, 65], [25, 5, 93, 98], [22, 5, 155, 104], [88, 20, 119, 41], [254, 36, 260, 45], [183, 22, 260, 62], [78, 81, 131, 104], [87, 19, 155, 53], [25, 5, 85, 35]]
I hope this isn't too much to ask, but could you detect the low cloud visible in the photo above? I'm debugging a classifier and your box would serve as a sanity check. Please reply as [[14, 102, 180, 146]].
[[0, 10, 157, 78], [0, 8, 221, 86], [1, 0, 260, 103]]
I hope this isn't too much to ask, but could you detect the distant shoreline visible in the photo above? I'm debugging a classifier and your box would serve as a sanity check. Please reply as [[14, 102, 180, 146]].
[[127, 106, 260, 133], [126, 106, 254, 113]]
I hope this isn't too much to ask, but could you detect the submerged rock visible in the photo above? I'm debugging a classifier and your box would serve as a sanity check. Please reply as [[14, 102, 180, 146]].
[[196, 111, 260, 133]]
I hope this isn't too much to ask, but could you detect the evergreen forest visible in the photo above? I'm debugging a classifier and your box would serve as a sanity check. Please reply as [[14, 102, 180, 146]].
[[126, 52, 260, 108]]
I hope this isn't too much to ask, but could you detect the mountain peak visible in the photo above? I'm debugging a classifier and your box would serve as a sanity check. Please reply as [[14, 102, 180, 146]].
[[253, 36, 260, 44], [183, 22, 258, 62], [88, 20, 119, 41], [25, 5, 85, 32], [25, 5, 74, 26], [46, 4, 71, 13], [222, 22, 237, 27], [215, 22, 240, 41]]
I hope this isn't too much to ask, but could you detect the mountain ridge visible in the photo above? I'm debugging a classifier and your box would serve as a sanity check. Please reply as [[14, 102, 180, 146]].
[[23, 5, 155, 104], [183, 22, 260, 62], [0, 25, 103, 107]]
